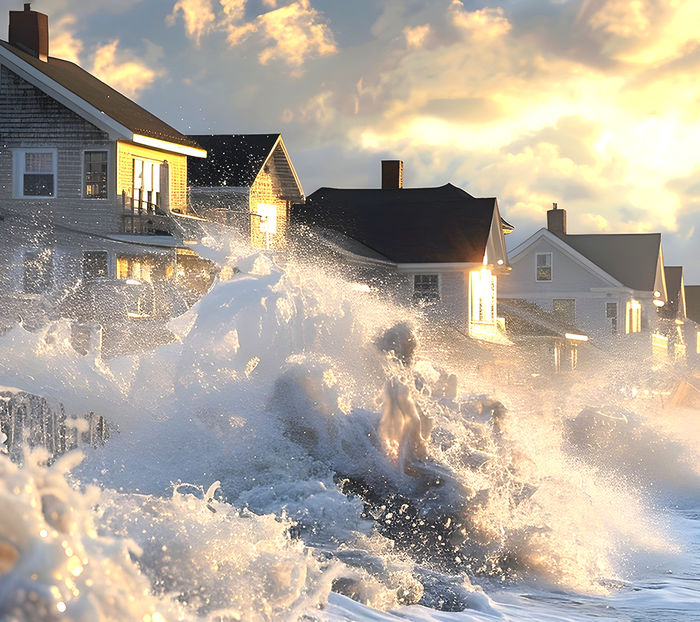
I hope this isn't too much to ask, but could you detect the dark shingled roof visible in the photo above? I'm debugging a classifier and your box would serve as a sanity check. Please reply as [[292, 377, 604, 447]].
[[561, 233, 661, 292], [664, 266, 683, 302], [295, 184, 497, 264], [685, 285, 700, 323], [187, 134, 280, 187], [0, 40, 201, 149]]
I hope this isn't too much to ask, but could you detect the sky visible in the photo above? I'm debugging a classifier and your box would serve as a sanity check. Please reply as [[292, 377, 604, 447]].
[[3, 0, 700, 281]]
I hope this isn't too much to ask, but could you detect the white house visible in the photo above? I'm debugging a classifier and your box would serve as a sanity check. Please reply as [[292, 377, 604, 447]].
[[498, 204, 668, 347], [292, 160, 512, 343]]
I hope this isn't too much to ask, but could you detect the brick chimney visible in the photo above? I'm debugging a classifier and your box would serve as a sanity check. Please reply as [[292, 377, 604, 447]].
[[9, 4, 49, 62], [381, 160, 403, 189], [547, 202, 567, 236]]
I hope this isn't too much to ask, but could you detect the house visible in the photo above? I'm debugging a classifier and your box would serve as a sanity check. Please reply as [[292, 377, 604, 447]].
[[0, 5, 213, 332], [498, 203, 668, 354], [187, 134, 304, 249], [660, 266, 688, 361], [685, 285, 700, 360], [291, 160, 511, 342]]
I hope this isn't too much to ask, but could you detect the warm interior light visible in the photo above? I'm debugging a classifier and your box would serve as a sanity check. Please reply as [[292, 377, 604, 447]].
[[653, 299, 665, 307], [497, 259, 504, 265], [653, 290, 661, 297]]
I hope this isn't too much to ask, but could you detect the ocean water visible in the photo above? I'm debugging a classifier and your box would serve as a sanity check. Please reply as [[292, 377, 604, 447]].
[[0, 229, 698, 621]]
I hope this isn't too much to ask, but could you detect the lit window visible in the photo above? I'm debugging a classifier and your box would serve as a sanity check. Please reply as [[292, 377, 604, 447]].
[[133, 159, 160, 211], [23, 249, 53, 293], [83, 251, 108, 279], [536, 253, 552, 281], [606, 302, 618, 333], [553, 299, 575, 325], [14, 149, 56, 198], [413, 274, 439, 303], [117, 256, 151, 282], [84, 151, 108, 199], [257, 203, 277, 234], [469, 268, 496, 324], [626, 299, 642, 334]]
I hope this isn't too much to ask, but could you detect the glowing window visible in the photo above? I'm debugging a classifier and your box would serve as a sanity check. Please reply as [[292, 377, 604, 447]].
[[133, 159, 160, 211], [257, 203, 277, 234], [625, 299, 642, 334], [536, 253, 552, 281], [84, 151, 108, 198], [470, 268, 496, 324]]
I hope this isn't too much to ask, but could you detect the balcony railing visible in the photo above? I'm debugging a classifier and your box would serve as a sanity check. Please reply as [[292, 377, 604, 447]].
[[120, 191, 175, 235]]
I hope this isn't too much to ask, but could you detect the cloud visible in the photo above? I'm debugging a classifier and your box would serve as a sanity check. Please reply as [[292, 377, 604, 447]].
[[254, 0, 337, 68], [450, 2, 512, 39], [585, 0, 651, 38], [404, 24, 431, 49], [49, 16, 83, 63], [90, 40, 159, 98], [167, 0, 216, 46]]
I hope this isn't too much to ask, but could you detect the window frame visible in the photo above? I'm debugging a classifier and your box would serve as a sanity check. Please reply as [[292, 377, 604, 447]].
[[535, 252, 552, 282], [606, 301, 618, 333], [13, 148, 58, 199], [82, 149, 109, 200], [413, 273, 440, 304]]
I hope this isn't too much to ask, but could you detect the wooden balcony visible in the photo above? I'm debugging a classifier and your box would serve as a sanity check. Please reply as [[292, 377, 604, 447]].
[[120, 192, 176, 236]]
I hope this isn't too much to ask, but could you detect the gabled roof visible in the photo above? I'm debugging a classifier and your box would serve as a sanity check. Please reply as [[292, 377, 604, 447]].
[[0, 40, 203, 154], [295, 184, 498, 264], [685, 285, 700, 323], [560, 233, 662, 292], [664, 266, 683, 302], [187, 134, 281, 187]]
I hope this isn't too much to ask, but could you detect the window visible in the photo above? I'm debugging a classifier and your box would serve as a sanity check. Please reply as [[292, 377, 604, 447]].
[[117, 256, 151, 282], [257, 204, 277, 234], [553, 299, 575, 325], [84, 151, 108, 199], [626, 299, 642, 334], [413, 274, 439, 303], [133, 159, 160, 211], [606, 302, 618, 333], [536, 253, 552, 281], [469, 268, 496, 324], [14, 149, 56, 198], [83, 251, 108, 279], [23, 249, 53, 293]]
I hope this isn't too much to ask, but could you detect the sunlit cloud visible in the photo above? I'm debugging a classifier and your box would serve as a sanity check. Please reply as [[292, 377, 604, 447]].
[[90, 40, 159, 98], [50, 16, 83, 63], [585, 0, 651, 38], [256, 0, 337, 69], [404, 24, 431, 49], [450, 2, 511, 39], [167, 0, 216, 46]]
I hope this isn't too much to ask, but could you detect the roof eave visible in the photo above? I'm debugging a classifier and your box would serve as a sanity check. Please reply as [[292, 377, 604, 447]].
[[132, 134, 207, 158]]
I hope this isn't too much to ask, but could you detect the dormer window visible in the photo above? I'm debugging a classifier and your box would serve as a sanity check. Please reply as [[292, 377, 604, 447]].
[[536, 252, 552, 281]]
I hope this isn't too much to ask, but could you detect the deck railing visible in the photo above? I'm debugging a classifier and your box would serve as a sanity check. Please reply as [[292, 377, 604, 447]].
[[120, 191, 175, 235]]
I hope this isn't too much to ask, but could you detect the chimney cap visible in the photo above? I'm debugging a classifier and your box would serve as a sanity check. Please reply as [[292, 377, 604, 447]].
[[552, 202, 558, 210]]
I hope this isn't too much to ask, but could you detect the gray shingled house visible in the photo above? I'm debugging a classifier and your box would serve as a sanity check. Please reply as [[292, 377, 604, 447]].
[[187, 134, 304, 249], [0, 5, 212, 331], [499, 203, 669, 354], [291, 161, 512, 342]]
